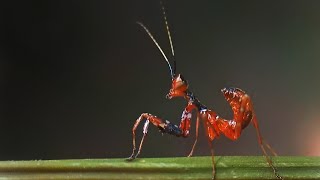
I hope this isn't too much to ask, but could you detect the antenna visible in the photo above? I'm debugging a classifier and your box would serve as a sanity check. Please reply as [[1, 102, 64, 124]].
[[160, 1, 174, 57], [136, 22, 174, 78], [160, 1, 176, 75]]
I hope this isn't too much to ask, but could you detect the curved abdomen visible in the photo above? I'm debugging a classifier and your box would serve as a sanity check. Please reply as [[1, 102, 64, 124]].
[[204, 87, 256, 141]]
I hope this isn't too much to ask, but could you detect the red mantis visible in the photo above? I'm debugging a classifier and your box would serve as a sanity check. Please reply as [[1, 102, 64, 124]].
[[127, 2, 283, 180]]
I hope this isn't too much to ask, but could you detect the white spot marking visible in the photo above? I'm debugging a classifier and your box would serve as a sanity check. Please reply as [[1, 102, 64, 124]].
[[143, 120, 150, 134]]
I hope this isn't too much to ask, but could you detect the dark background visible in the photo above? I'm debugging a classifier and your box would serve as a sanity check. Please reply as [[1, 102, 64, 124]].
[[0, 1, 319, 160]]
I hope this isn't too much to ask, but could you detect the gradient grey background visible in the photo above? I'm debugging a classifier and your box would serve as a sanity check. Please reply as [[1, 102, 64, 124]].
[[0, 1, 320, 160]]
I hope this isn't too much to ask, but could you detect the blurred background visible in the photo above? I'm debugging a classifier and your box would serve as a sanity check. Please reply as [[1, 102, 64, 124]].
[[0, 0, 320, 160]]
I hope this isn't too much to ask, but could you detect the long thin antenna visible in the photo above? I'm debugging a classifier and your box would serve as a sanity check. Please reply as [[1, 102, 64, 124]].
[[160, 1, 174, 57], [136, 22, 174, 78], [160, 1, 176, 75]]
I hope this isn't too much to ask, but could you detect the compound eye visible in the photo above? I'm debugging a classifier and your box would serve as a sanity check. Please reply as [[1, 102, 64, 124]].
[[175, 74, 183, 82], [174, 74, 184, 87]]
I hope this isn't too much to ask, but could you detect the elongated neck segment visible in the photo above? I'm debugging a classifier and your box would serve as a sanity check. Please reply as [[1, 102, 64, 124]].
[[185, 90, 207, 111]]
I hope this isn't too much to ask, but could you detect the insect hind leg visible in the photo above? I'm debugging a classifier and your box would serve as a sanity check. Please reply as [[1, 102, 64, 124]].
[[263, 140, 278, 156], [252, 116, 283, 179]]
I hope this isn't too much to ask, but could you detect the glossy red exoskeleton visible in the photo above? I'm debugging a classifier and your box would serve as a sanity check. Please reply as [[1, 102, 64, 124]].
[[127, 2, 283, 179]]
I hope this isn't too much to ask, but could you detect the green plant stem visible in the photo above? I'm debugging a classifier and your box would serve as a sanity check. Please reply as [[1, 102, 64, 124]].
[[0, 156, 318, 179]]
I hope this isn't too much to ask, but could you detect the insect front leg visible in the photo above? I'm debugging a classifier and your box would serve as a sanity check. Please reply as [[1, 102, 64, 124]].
[[178, 103, 200, 157]]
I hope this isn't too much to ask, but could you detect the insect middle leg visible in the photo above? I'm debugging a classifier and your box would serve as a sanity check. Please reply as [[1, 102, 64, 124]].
[[127, 113, 186, 161], [200, 110, 222, 179], [187, 112, 200, 157]]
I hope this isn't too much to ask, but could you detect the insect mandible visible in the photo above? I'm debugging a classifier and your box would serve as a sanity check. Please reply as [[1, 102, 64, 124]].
[[127, 2, 283, 179]]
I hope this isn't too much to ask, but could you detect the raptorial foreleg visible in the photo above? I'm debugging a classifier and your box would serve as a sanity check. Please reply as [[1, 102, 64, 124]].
[[178, 103, 199, 156]]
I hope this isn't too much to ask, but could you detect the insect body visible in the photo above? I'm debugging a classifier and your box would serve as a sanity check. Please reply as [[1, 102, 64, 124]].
[[127, 3, 282, 180]]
